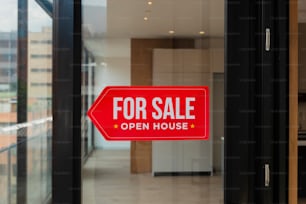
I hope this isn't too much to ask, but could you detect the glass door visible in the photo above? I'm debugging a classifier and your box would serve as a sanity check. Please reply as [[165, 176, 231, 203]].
[[49, 0, 293, 203], [81, 0, 225, 203]]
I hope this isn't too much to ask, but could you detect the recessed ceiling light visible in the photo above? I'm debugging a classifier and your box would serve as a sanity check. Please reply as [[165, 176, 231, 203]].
[[169, 30, 175, 34], [144, 17, 148, 21], [199, 31, 205, 35], [148, 1, 153, 5]]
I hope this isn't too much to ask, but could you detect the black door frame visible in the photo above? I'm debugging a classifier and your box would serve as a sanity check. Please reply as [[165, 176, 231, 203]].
[[225, 0, 289, 203], [52, 0, 82, 203]]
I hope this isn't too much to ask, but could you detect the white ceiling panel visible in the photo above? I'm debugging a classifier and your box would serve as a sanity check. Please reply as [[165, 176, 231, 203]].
[[83, 0, 224, 38]]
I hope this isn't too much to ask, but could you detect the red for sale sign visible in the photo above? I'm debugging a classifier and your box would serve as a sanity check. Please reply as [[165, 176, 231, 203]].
[[87, 86, 209, 141]]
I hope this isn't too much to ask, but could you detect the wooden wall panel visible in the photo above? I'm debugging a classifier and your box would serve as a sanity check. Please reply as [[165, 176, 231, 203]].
[[130, 39, 194, 173], [289, 0, 298, 203], [130, 142, 152, 173]]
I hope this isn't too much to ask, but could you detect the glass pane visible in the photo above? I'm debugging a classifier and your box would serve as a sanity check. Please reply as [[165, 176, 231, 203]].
[[85, 53, 95, 154], [27, 0, 52, 203], [0, 0, 18, 148], [81, 49, 96, 159], [9, 147, 17, 204], [0, 150, 9, 204], [0, 0, 18, 203], [82, 0, 224, 203]]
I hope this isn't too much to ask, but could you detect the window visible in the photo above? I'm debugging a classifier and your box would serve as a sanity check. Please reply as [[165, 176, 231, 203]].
[[12, 164, 16, 177], [30, 40, 51, 44], [0, 40, 16, 48], [30, 82, 52, 87], [0, 123, 16, 128], [0, 164, 6, 175], [36, 97, 51, 100], [0, 54, 17, 62], [31, 68, 51, 72], [0, 40, 9, 47], [30, 54, 51, 58]]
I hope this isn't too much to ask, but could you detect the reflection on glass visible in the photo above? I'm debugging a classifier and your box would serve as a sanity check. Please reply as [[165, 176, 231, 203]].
[[0, 0, 18, 203], [27, 0, 52, 203], [81, 44, 95, 159], [0, 0, 53, 203]]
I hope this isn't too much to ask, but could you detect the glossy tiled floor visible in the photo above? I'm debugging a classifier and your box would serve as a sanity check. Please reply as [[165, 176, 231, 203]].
[[82, 150, 223, 204]]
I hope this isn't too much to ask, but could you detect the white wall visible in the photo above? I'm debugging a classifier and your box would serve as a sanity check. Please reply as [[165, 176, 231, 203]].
[[93, 38, 131, 149], [151, 45, 224, 173], [152, 49, 213, 173], [195, 37, 224, 73]]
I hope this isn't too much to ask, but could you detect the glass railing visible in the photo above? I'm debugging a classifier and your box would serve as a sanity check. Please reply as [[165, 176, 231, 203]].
[[0, 118, 52, 204], [0, 143, 16, 204]]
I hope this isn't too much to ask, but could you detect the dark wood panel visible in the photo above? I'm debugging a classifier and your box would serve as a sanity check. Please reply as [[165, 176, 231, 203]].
[[130, 142, 152, 173], [173, 39, 195, 49]]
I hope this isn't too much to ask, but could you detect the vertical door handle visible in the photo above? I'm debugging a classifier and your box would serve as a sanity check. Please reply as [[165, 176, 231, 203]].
[[264, 164, 270, 187], [265, 28, 271, 51]]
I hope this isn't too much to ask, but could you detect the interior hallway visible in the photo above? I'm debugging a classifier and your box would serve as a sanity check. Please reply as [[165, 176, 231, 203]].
[[82, 150, 223, 204]]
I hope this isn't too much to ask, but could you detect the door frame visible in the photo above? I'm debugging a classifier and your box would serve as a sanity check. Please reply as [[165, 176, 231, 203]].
[[225, 0, 290, 203], [52, 0, 82, 203]]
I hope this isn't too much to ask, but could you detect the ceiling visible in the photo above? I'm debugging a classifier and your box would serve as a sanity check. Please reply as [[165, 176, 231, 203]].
[[83, 0, 306, 39], [83, 0, 224, 38], [82, 0, 306, 60]]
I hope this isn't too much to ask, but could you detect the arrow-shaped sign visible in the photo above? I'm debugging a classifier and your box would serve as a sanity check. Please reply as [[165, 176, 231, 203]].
[[87, 86, 209, 141]]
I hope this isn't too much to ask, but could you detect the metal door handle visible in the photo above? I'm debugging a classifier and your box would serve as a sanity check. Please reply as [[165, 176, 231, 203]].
[[265, 28, 271, 51], [265, 164, 270, 187]]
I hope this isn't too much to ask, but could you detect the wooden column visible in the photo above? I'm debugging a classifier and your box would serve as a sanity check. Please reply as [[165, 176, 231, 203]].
[[289, 0, 298, 203]]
